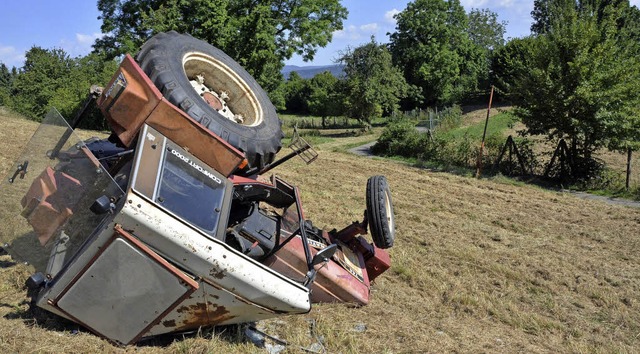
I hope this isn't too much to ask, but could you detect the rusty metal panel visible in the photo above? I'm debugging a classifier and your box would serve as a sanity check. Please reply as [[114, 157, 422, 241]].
[[143, 280, 281, 338], [146, 98, 245, 177], [98, 55, 246, 176], [263, 236, 371, 306], [98, 55, 163, 147], [363, 242, 391, 282], [53, 228, 197, 345]]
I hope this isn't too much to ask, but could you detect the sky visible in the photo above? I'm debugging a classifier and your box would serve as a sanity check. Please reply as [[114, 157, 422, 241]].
[[1, 0, 639, 69]]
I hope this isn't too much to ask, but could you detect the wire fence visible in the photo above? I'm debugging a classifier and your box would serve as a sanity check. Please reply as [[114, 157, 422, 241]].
[[393, 108, 447, 132]]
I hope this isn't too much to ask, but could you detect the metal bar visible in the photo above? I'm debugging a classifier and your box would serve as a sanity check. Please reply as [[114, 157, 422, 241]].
[[294, 189, 313, 270], [544, 140, 562, 178], [511, 138, 529, 176], [257, 145, 312, 175], [475, 85, 494, 178], [49, 86, 102, 159], [492, 135, 511, 174]]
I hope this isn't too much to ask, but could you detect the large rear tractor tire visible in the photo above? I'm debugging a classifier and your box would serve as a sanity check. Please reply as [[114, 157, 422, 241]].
[[366, 176, 395, 249], [136, 31, 283, 170]]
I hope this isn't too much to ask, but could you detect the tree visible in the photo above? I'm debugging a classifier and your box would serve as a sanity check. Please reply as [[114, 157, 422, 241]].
[[497, 0, 640, 174], [0, 63, 14, 106], [491, 37, 538, 96], [389, 0, 486, 106], [283, 71, 310, 114], [467, 8, 507, 51], [49, 53, 120, 129], [8, 48, 119, 127], [340, 38, 410, 126], [466, 8, 508, 96], [94, 0, 348, 101], [531, 0, 554, 34], [306, 71, 343, 126], [10, 47, 74, 119]]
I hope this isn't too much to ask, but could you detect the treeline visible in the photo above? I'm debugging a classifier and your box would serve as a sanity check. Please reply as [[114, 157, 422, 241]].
[[0, 50, 118, 129], [0, 0, 506, 130], [371, 0, 640, 183], [493, 0, 640, 163], [283, 3, 507, 124], [1, 0, 638, 168]]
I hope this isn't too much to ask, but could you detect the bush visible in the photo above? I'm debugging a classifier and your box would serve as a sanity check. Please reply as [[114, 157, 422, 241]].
[[373, 119, 422, 157], [437, 104, 463, 131], [374, 106, 535, 174]]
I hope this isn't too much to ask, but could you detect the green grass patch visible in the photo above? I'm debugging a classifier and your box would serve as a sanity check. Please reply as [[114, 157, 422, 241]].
[[440, 112, 516, 140]]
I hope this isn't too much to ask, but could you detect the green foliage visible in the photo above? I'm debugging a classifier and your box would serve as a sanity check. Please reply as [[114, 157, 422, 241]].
[[7, 48, 118, 128], [442, 112, 516, 139], [10, 47, 74, 120], [283, 72, 310, 114], [467, 8, 507, 90], [94, 0, 348, 102], [389, 0, 493, 106], [0, 63, 14, 106], [531, 0, 555, 34], [340, 38, 410, 125], [373, 109, 527, 173], [496, 0, 640, 166], [306, 71, 343, 121], [467, 9, 507, 51], [437, 133, 475, 167], [435, 104, 464, 131], [491, 37, 538, 95], [372, 119, 430, 158]]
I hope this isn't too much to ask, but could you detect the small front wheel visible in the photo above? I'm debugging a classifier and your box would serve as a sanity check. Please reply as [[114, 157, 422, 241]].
[[366, 176, 395, 249]]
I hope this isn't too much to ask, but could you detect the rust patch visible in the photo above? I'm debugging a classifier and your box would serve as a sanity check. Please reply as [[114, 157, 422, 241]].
[[209, 268, 225, 279], [162, 319, 176, 328], [174, 303, 235, 331]]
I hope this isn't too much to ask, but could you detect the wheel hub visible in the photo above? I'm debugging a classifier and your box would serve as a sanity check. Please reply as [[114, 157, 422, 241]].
[[183, 53, 261, 127], [202, 92, 223, 111]]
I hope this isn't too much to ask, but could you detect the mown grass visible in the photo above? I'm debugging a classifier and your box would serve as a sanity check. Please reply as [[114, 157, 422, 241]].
[[1, 110, 639, 352]]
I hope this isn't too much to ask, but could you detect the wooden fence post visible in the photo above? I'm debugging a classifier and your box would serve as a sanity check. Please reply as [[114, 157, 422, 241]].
[[626, 148, 632, 191]]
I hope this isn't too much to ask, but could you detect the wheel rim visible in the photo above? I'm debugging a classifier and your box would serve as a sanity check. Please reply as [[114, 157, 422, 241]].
[[183, 52, 264, 127], [384, 189, 395, 236]]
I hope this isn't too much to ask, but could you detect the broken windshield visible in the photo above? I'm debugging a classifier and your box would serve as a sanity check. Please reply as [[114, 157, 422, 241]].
[[0, 108, 124, 278]]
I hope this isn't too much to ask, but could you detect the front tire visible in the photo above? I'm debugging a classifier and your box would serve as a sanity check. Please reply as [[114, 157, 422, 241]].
[[366, 176, 395, 249], [136, 31, 283, 170]]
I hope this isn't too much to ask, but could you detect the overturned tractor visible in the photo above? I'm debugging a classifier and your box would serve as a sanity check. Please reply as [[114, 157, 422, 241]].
[[0, 32, 395, 345]]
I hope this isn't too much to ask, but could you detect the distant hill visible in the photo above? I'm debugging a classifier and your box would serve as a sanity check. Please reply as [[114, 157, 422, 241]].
[[282, 64, 344, 79]]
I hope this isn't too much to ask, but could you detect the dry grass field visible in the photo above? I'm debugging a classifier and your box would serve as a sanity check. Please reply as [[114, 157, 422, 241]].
[[0, 110, 639, 353]]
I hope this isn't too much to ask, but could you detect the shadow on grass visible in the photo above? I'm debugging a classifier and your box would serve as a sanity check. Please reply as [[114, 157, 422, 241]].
[[365, 150, 640, 205], [3, 300, 81, 334], [2, 299, 251, 348], [136, 324, 249, 348], [322, 131, 361, 138], [0, 259, 17, 268]]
